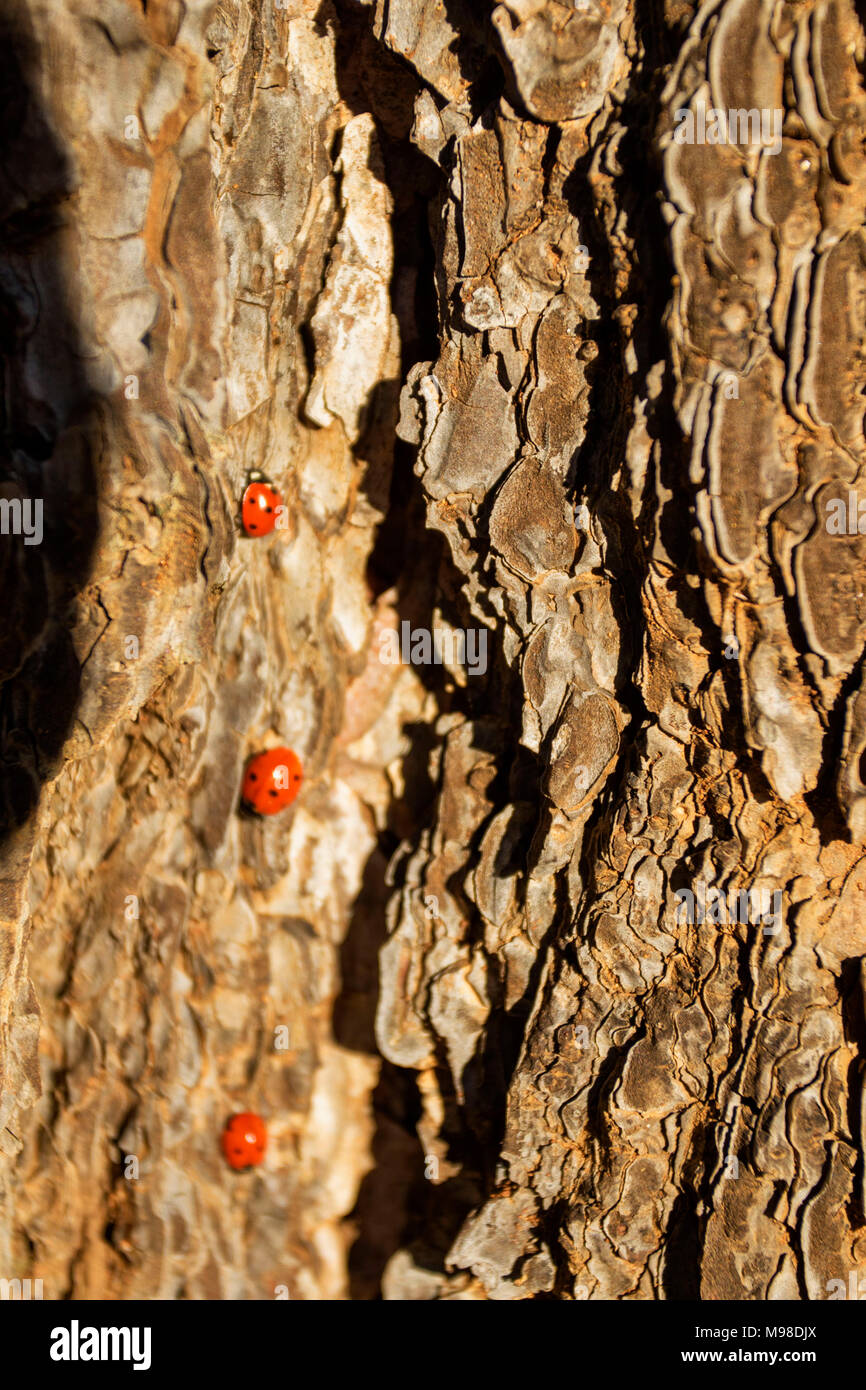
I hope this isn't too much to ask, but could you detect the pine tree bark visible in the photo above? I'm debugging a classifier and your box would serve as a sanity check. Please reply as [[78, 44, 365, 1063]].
[[0, 0, 864, 1302]]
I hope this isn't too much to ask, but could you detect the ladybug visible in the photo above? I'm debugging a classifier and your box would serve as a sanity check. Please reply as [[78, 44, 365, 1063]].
[[241, 471, 282, 537], [221, 1112, 267, 1170], [241, 747, 303, 815]]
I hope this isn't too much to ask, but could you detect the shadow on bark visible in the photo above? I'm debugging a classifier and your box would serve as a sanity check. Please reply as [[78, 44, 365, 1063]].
[[0, 8, 99, 854], [322, 0, 529, 1296]]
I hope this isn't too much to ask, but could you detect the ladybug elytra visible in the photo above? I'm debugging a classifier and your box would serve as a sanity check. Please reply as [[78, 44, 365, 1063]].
[[221, 1112, 267, 1170], [241, 747, 303, 815], [241, 471, 283, 537]]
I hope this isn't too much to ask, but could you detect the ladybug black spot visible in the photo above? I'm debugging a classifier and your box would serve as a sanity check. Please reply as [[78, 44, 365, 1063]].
[[265, 506, 273, 513], [249, 772, 257, 780], [249, 523, 258, 530], [269, 788, 278, 797]]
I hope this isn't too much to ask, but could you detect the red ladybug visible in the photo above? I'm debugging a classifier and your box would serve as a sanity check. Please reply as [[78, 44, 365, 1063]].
[[241, 471, 282, 536], [241, 747, 303, 815], [221, 1113, 267, 1170]]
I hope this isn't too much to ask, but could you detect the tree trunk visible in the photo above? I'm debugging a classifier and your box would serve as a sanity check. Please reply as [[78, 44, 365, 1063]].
[[1, 0, 865, 1302]]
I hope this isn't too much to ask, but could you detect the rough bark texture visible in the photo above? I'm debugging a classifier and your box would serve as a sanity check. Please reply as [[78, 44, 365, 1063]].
[[1, 0, 865, 1301]]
